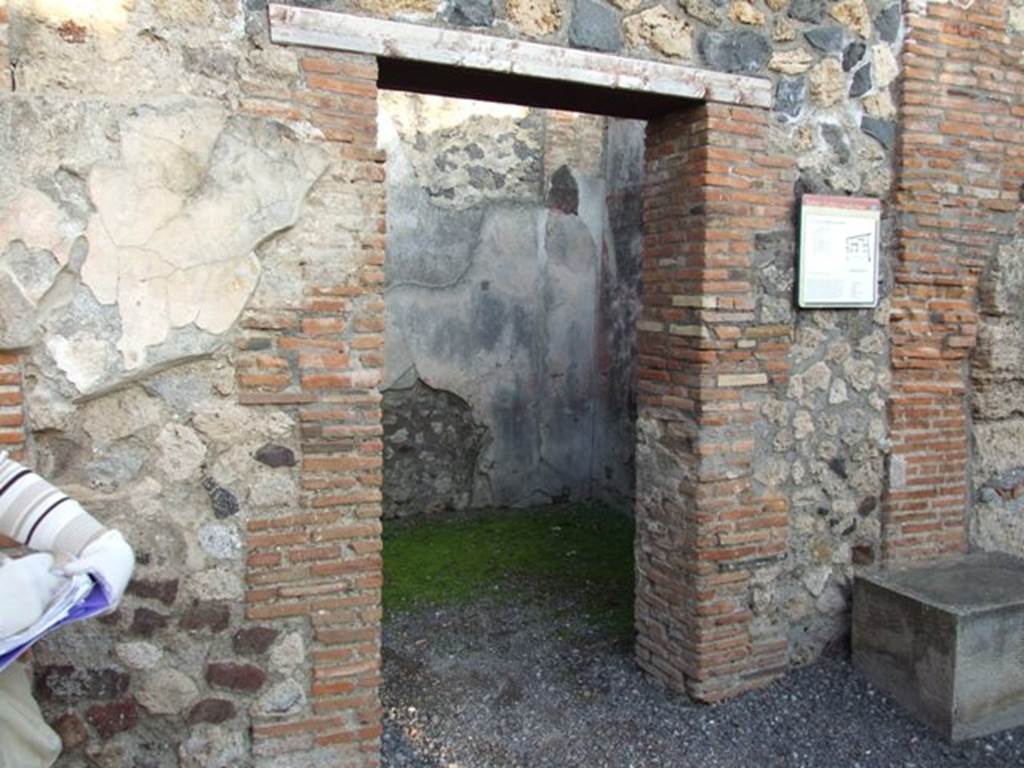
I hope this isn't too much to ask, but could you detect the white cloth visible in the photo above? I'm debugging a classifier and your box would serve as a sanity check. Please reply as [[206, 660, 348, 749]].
[[62, 530, 134, 609], [0, 555, 64, 638], [0, 661, 61, 768]]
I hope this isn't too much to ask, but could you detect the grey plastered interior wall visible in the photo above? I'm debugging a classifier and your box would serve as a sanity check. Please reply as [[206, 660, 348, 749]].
[[378, 91, 645, 516]]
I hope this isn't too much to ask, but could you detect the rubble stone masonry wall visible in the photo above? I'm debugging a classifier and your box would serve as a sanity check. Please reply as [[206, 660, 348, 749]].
[[0, 0, 1020, 765]]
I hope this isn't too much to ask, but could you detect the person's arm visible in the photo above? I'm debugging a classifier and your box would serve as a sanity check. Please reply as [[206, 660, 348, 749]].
[[0, 452, 134, 607], [0, 452, 107, 557]]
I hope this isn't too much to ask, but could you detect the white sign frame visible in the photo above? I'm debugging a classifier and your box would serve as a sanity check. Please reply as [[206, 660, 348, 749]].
[[798, 195, 881, 309]]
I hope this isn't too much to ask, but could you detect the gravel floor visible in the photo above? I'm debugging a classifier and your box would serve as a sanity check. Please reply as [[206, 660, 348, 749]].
[[381, 594, 1024, 768]]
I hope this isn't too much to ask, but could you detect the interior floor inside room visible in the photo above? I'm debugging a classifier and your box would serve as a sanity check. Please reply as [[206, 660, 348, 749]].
[[380, 504, 1024, 768]]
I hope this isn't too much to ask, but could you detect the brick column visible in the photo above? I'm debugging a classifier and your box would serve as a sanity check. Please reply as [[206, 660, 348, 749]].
[[636, 102, 794, 702], [237, 51, 386, 767], [884, 0, 1023, 561], [0, 352, 26, 549], [0, 352, 27, 461]]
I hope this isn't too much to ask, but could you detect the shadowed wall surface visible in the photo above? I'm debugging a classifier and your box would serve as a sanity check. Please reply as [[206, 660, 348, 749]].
[[379, 92, 643, 515]]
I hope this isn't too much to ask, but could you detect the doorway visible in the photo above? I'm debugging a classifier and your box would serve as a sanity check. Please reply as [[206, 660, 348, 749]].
[[263, 7, 793, 764], [377, 89, 644, 760]]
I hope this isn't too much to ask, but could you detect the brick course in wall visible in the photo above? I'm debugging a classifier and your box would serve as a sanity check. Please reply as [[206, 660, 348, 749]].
[[636, 102, 796, 702], [0, 352, 25, 550], [0, 352, 26, 461], [236, 51, 386, 767], [884, 0, 1024, 562]]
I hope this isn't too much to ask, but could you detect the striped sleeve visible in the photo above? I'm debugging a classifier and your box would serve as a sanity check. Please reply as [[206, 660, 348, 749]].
[[0, 452, 107, 557]]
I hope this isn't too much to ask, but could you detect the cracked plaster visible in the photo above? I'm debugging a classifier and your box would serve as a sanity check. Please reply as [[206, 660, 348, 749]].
[[0, 99, 328, 396], [81, 102, 328, 372]]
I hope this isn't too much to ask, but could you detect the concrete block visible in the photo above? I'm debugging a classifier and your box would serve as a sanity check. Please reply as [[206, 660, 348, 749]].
[[853, 552, 1024, 741]]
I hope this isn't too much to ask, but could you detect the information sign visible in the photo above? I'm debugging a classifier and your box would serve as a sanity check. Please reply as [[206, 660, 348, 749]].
[[798, 195, 881, 308]]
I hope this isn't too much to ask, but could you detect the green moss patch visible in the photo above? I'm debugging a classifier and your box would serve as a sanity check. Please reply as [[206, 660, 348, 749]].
[[383, 502, 635, 640]]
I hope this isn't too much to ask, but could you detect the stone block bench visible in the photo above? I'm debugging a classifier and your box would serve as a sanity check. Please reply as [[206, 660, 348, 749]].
[[852, 552, 1024, 741]]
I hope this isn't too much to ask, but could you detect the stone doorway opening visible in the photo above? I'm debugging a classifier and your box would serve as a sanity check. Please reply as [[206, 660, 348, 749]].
[[376, 86, 646, 759], [378, 88, 644, 518]]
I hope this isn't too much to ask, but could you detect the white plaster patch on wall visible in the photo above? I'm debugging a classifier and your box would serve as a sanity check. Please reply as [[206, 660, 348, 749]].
[[0, 187, 80, 271], [17, 0, 132, 31], [44, 331, 118, 392], [79, 101, 329, 372]]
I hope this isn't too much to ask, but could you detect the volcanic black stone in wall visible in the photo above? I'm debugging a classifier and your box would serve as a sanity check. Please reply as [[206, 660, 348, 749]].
[[382, 379, 490, 518]]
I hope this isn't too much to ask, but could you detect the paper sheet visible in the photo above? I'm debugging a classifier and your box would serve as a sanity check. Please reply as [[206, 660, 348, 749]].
[[0, 575, 111, 672]]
